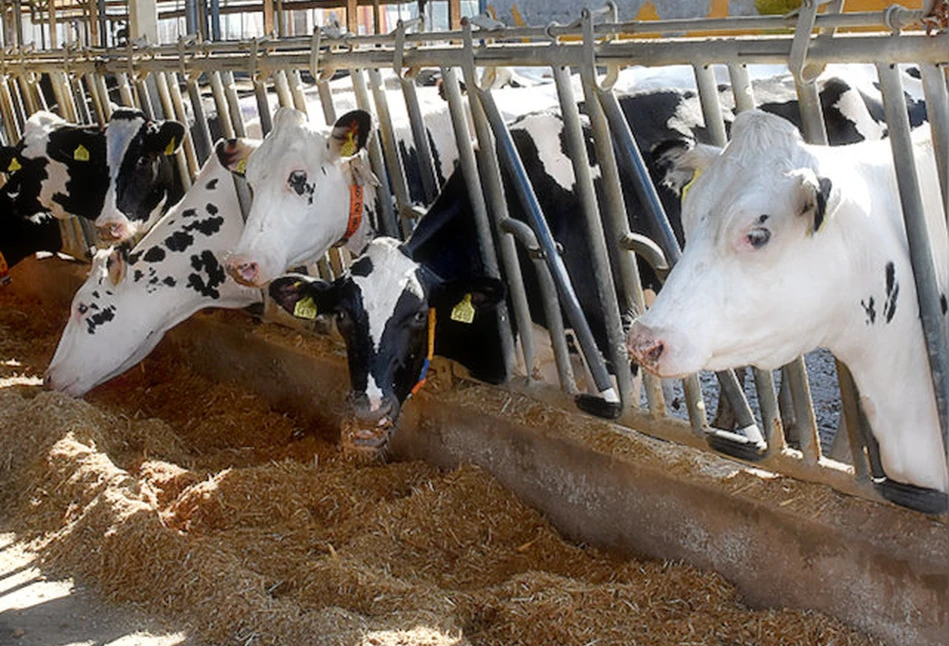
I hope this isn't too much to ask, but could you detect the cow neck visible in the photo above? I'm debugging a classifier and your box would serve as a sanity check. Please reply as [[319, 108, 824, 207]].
[[407, 308, 437, 399], [334, 182, 364, 248]]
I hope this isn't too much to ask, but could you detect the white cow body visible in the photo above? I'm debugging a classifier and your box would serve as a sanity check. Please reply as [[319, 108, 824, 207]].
[[628, 110, 948, 495], [46, 151, 261, 396]]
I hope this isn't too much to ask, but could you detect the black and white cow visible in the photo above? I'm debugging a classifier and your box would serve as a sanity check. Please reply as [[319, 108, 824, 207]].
[[627, 110, 948, 513], [263, 71, 928, 460], [0, 177, 62, 276], [44, 142, 261, 396]]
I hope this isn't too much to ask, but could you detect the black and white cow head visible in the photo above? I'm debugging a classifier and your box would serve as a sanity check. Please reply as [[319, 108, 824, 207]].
[[97, 109, 186, 242], [0, 111, 108, 222], [219, 107, 373, 287], [269, 236, 504, 460]]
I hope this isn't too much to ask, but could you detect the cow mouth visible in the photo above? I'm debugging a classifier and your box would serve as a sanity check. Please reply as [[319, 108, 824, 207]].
[[339, 416, 396, 463]]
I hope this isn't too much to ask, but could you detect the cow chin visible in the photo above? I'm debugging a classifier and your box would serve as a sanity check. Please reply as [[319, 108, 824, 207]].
[[339, 393, 403, 464]]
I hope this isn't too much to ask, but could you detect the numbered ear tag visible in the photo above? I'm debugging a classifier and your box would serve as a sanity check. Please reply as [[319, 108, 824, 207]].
[[235, 158, 247, 175], [164, 137, 177, 156], [73, 144, 89, 162], [450, 293, 476, 324], [7, 157, 21, 172], [340, 130, 357, 158], [293, 295, 318, 320]]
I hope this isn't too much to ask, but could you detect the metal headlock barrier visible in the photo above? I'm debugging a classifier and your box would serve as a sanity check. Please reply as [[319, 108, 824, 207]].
[[2, 2, 948, 512]]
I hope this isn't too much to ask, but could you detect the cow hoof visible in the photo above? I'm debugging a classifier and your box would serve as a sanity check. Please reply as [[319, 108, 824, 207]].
[[574, 394, 622, 420], [874, 478, 948, 515], [705, 428, 767, 462]]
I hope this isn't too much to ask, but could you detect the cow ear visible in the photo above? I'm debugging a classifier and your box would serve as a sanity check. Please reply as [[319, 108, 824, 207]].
[[215, 138, 259, 177], [147, 120, 186, 156], [268, 273, 339, 320], [653, 139, 721, 196], [431, 276, 506, 322], [792, 169, 840, 235], [329, 110, 371, 160], [105, 245, 128, 286], [0, 145, 20, 174]]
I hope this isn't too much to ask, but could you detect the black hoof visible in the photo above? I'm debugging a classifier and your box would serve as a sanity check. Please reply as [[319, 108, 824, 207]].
[[706, 427, 767, 462], [874, 478, 948, 514], [574, 394, 622, 419]]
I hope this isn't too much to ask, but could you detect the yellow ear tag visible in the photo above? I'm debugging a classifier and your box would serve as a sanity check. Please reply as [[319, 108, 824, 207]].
[[164, 137, 177, 156], [680, 167, 701, 203], [235, 157, 247, 175], [6, 157, 20, 172], [340, 130, 357, 158], [450, 293, 476, 324], [73, 144, 89, 162], [293, 295, 318, 320]]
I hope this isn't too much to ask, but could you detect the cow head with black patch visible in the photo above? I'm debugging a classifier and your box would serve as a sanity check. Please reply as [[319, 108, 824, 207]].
[[219, 107, 373, 287], [96, 109, 186, 242], [269, 236, 504, 460], [628, 110, 846, 378], [0, 110, 108, 222]]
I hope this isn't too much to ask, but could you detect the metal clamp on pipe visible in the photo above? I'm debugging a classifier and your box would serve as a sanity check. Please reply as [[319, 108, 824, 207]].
[[620, 232, 670, 280]]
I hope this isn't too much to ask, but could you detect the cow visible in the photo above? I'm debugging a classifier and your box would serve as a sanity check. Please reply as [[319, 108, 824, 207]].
[[44, 142, 262, 396], [626, 110, 948, 514], [222, 107, 375, 287]]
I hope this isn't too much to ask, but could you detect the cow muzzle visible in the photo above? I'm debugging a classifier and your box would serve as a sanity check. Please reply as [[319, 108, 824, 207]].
[[96, 220, 133, 243], [225, 257, 262, 287], [626, 321, 668, 375], [340, 393, 401, 463]]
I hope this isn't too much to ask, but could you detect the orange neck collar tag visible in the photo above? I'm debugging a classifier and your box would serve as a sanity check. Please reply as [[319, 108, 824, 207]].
[[0, 251, 10, 286], [336, 184, 364, 247]]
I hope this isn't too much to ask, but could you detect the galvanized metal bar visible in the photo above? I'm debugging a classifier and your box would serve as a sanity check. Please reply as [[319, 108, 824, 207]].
[[398, 73, 438, 204], [0, 76, 21, 143], [367, 68, 413, 230], [71, 75, 93, 124], [752, 368, 784, 453], [552, 63, 632, 409], [919, 63, 949, 219], [272, 69, 294, 108], [784, 358, 821, 465], [878, 61, 949, 482], [116, 72, 137, 108], [154, 71, 193, 190], [85, 73, 107, 125], [727, 63, 756, 113], [288, 70, 308, 114], [447, 65, 531, 384], [222, 71, 247, 138], [133, 75, 155, 119], [208, 70, 235, 139], [253, 75, 274, 136], [16, 75, 37, 115], [94, 73, 113, 120], [351, 68, 398, 238], [500, 217, 578, 394], [836, 362, 871, 481], [6, 78, 27, 132], [49, 71, 77, 122], [185, 75, 213, 164], [166, 73, 200, 177], [317, 78, 336, 125], [692, 63, 728, 149]]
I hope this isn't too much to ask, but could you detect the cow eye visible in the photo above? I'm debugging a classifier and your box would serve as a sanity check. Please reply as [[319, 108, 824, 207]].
[[136, 156, 151, 168], [747, 227, 771, 249], [335, 309, 351, 327], [288, 170, 307, 195], [77, 303, 88, 315], [411, 310, 427, 326]]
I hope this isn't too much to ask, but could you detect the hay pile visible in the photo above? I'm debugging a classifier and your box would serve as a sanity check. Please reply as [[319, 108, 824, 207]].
[[0, 263, 884, 646]]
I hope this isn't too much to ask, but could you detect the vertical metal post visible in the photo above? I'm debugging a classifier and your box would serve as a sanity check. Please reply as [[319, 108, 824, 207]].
[[222, 71, 247, 138], [367, 67, 412, 227], [253, 74, 273, 136], [0, 75, 20, 143], [692, 63, 727, 149], [272, 68, 294, 108], [71, 75, 92, 124], [208, 70, 234, 139], [155, 71, 193, 190], [920, 64, 949, 219], [552, 63, 633, 409], [209, 0, 221, 40], [133, 74, 155, 118], [878, 62, 949, 482], [398, 72, 438, 204], [85, 73, 108, 125], [317, 77, 336, 125], [288, 69, 308, 114], [115, 72, 136, 108], [186, 74, 213, 164], [727, 62, 756, 113], [351, 68, 398, 238], [166, 72, 200, 177]]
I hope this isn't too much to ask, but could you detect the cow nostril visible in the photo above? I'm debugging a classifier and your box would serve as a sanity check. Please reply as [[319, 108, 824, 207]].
[[645, 340, 665, 364]]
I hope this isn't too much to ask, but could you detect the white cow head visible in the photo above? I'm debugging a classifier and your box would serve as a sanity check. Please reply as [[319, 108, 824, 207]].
[[96, 109, 186, 242], [45, 147, 261, 396], [219, 107, 373, 287], [628, 110, 843, 377]]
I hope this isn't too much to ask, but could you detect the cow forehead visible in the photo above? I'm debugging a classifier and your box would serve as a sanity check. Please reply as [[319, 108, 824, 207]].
[[106, 113, 147, 172], [350, 239, 424, 345], [246, 121, 330, 181]]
